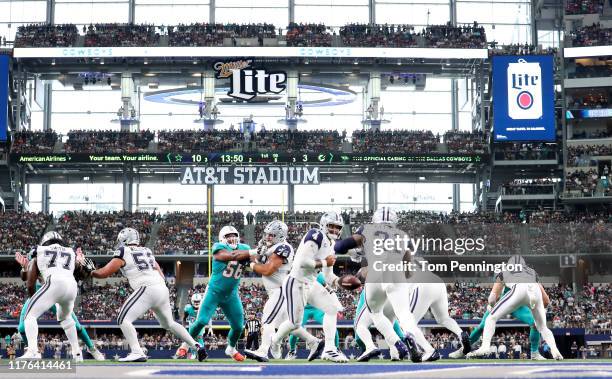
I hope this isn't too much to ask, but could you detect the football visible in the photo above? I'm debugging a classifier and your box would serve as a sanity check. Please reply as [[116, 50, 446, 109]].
[[338, 274, 362, 290]]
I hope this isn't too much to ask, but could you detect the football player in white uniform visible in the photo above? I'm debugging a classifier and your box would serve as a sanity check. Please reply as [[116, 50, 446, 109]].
[[269, 212, 348, 363], [401, 257, 471, 360], [244, 220, 294, 362], [88, 227, 206, 362], [333, 207, 416, 362], [18, 232, 83, 361], [466, 256, 563, 360]]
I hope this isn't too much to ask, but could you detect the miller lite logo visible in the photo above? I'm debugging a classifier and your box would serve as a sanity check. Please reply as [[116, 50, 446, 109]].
[[214, 59, 287, 101], [507, 59, 542, 120]]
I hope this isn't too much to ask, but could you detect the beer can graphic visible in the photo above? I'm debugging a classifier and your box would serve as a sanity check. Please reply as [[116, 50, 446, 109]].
[[507, 58, 542, 120]]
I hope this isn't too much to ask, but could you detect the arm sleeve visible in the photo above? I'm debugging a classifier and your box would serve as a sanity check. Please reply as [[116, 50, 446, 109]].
[[334, 237, 358, 255]]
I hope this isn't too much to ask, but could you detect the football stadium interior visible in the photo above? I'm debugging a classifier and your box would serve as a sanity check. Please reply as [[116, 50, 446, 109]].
[[0, 0, 611, 378]]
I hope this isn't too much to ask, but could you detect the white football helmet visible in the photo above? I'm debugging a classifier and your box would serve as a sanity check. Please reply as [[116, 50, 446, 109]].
[[117, 227, 140, 247], [372, 207, 398, 225], [319, 211, 344, 240], [219, 225, 240, 249], [40, 231, 63, 246], [263, 220, 288, 246], [191, 293, 203, 309]]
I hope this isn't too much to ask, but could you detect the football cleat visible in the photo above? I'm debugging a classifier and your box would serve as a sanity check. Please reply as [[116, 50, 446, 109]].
[[356, 348, 380, 362], [307, 339, 325, 361], [466, 347, 488, 359], [284, 350, 297, 360], [461, 331, 472, 355], [17, 349, 41, 360], [74, 352, 84, 363], [423, 349, 440, 362], [552, 349, 564, 361], [244, 349, 269, 362], [389, 346, 401, 361], [174, 347, 188, 359], [270, 341, 282, 360], [225, 346, 245, 362], [394, 340, 410, 360], [531, 352, 547, 361], [403, 334, 423, 363], [118, 353, 147, 362], [321, 349, 349, 363], [448, 348, 465, 359], [87, 346, 105, 361], [196, 344, 208, 362]]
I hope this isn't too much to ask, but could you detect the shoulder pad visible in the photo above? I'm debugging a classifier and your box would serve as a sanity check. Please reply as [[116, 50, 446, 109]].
[[113, 246, 126, 260], [304, 229, 323, 249], [355, 225, 365, 235], [273, 244, 292, 258]]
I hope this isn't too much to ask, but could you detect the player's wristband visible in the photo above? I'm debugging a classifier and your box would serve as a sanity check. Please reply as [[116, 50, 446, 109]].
[[249, 262, 256, 270], [320, 259, 328, 268], [248, 249, 259, 256]]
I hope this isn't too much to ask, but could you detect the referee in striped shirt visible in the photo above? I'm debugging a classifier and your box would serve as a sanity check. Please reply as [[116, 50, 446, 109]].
[[245, 314, 261, 350]]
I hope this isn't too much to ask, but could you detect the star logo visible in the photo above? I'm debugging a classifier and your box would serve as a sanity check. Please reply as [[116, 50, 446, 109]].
[[175, 154, 183, 162]]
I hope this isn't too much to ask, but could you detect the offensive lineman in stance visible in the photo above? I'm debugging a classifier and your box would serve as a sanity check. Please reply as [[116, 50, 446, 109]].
[[244, 220, 295, 362], [466, 256, 563, 360], [15, 250, 105, 360], [18, 232, 83, 361], [89, 227, 206, 362]]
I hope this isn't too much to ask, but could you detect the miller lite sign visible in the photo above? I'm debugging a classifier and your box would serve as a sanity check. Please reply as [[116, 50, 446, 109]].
[[493, 55, 555, 142], [214, 59, 287, 101]]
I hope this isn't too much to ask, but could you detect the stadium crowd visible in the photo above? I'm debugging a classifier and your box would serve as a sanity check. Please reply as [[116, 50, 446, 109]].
[[14, 24, 78, 48], [55, 211, 156, 254], [65, 130, 154, 154], [568, 91, 610, 109], [493, 143, 557, 160], [254, 129, 344, 154], [157, 130, 242, 153], [501, 179, 558, 195], [565, 0, 605, 15], [568, 145, 612, 167], [155, 212, 244, 255], [339, 24, 417, 48], [168, 23, 276, 47], [84, 24, 160, 47], [286, 23, 331, 47], [489, 43, 557, 56], [352, 130, 439, 154], [444, 131, 486, 154], [10, 129, 495, 155], [564, 169, 601, 196], [10, 131, 57, 154], [570, 23, 612, 47], [571, 61, 612, 79], [0, 212, 51, 255], [13, 21, 486, 49]]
